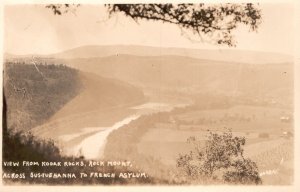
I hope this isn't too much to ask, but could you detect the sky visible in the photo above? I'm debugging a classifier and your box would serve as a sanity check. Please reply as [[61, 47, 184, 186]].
[[3, 3, 295, 55]]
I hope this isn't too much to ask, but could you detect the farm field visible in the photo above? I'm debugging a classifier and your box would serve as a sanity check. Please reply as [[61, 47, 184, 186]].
[[136, 104, 293, 184]]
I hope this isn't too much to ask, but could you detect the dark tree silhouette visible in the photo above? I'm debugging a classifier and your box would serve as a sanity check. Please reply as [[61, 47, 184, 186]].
[[177, 130, 262, 184], [46, 4, 80, 15], [46, 3, 262, 46]]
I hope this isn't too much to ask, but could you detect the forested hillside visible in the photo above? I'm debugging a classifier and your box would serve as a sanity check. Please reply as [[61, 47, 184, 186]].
[[3, 62, 82, 131]]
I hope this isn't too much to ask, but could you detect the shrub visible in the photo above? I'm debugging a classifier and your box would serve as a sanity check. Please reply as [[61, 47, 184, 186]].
[[177, 129, 262, 185]]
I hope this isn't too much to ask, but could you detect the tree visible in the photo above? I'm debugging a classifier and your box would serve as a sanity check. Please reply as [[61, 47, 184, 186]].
[[177, 130, 262, 184], [46, 3, 261, 46]]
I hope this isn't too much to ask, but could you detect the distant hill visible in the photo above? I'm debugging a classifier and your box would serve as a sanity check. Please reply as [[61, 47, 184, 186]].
[[5, 45, 293, 106], [6, 45, 292, 64], [3, 62, 144, 131], [59, 54, 293, 102], [49, 71, 145, 121]]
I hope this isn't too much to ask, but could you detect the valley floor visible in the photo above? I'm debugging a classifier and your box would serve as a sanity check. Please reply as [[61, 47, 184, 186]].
[[105, 103, 294, 185]]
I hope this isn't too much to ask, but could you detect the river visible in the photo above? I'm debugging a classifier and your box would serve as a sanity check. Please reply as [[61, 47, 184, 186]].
[[62, 102, 189, 159]]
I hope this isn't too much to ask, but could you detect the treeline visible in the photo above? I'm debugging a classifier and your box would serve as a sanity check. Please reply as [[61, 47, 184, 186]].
[[3, 62, 82, 131], [2, 128, 154, 185]]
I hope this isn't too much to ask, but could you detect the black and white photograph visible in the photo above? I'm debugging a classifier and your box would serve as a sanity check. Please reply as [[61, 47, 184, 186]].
[[1, 0, 299, 190]]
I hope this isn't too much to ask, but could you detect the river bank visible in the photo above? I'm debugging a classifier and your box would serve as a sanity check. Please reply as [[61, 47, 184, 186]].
[[58, 101, 190, 159]]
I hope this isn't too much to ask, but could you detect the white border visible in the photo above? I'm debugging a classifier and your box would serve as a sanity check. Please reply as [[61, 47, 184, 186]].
[[0, 0, 299, 192]]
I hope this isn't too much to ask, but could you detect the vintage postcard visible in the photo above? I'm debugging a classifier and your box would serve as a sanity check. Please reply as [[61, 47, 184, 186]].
[[1, 0, 299, 191]]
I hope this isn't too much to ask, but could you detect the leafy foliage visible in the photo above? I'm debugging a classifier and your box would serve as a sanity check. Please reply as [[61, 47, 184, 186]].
[[3, 129, 61, 163], [107, 3, 261, 46], [2, 127, 153, 185], [45, 4, 79, 15], [46, 3, 261, 46], [177, 130, 262, 184]]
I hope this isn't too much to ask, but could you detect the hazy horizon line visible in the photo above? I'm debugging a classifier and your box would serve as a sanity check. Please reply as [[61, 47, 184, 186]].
[[4, 43, 294, 58]]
